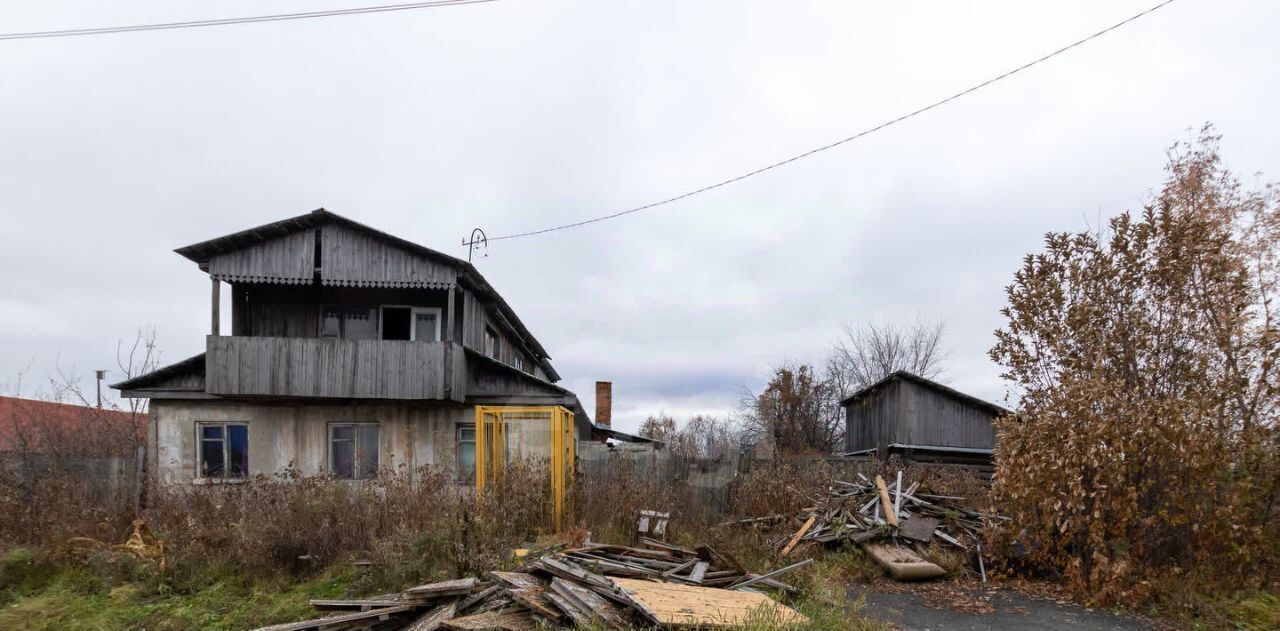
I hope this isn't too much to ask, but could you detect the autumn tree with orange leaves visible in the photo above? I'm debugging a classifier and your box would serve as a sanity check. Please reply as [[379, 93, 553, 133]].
[[988, 127, 1279, 603]]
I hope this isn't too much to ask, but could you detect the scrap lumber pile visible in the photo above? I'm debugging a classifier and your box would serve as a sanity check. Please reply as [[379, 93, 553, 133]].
[[759, 471, 1002, 581], [253, 538, 809, 631], [775, 472, 990, 555]]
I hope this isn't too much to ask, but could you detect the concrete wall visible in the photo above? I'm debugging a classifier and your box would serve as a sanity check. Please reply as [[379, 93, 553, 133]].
[[151, 399, 472, 484]]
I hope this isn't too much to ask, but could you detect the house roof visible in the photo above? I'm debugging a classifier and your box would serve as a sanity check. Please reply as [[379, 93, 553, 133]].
[[173, 208, 559, 382], [838, 370, 1012, 416], [0, 396, 145, 452], [111, 353, 205, 391]]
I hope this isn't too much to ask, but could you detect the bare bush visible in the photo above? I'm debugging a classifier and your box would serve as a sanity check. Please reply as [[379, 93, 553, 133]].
[[829, 320, 948, 397]]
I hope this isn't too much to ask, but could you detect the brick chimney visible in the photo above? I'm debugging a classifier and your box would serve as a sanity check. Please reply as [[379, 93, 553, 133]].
[[595, 381, 612, 426]]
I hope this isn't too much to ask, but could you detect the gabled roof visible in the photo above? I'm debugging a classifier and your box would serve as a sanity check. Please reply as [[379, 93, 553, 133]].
[[838, 370, 1012, 417], [173, 208, 558, 381], [111, 353, 205, 391]]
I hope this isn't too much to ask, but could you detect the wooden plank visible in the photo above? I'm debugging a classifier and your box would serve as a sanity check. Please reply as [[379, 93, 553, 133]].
[[780, 514, 817, 557], [862, 543, 946, 581], [406, 577, 478, 598], [549, 578, 628, 629], [729, 559, 813, 591], [440, 609, 536, 631], [507, 587, 561, 621], [403, 599, 459, 631], [875, 475, 898, 527], [455, 584, 502, 613], [489, 571, 541, 590], [251, 605, 413, 631], [687, 561, 710, 583], [309, 598, 401, 611], [611, 578, 807, 628], [543, 590, 588, 626]]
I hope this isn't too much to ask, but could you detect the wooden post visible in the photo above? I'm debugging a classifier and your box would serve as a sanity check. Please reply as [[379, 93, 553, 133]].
[[445, 287, 455, 342], [443, 287, 456, 397], [210, 277, 220, 336]]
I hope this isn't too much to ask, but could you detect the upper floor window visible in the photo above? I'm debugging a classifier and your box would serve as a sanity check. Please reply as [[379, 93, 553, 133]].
[[380, 306, 441, 342], [321, 306, 377, 340], [329, 423, 380, 479], [484, 327, 499, 359], [198, 422, 248, 480], [513, 355, 525, 372]]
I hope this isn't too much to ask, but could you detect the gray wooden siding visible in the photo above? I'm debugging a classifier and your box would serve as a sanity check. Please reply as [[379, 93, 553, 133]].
[[209, 229, 314, 284], [845, 379, 997, 453], [458, 288, 538, 375], [206, 336, 462, 401], [237, 285, 451, 338], [320, 223, 457, 289]]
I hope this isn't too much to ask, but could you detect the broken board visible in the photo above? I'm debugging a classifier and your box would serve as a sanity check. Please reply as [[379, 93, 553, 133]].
[[861, 542, 946, 581], [611, 578, 807, 628]]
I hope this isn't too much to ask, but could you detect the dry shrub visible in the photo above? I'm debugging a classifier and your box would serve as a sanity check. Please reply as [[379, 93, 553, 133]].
[[571, 457, 684, 543], [989, 127, 1280, 605]]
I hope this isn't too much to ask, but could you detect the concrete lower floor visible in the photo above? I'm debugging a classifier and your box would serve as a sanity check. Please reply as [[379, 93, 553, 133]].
[[150, 399, 475, 485]]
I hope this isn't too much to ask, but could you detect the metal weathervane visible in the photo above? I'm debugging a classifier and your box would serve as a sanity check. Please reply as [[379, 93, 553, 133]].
[[463, 228, 488, 262]]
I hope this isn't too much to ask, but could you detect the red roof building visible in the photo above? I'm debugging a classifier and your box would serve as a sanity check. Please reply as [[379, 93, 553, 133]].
[[0, 396, 146, 454]]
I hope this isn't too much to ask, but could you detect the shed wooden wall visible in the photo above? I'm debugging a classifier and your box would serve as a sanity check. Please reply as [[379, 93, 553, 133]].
[[845, 379, 998, 453]]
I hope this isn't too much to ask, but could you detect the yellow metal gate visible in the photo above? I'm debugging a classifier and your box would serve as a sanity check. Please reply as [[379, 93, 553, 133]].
[[474, 405, 575, 530]]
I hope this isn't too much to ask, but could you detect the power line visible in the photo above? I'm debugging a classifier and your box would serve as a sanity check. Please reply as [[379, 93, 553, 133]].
[[0, 0, 498, 41], [484, 0, 1179, 243]]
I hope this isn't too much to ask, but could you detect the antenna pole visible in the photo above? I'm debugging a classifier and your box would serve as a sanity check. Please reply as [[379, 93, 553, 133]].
[[462, 228, 488, 262]]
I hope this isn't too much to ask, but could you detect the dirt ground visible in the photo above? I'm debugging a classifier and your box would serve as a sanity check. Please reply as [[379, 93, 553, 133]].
[[849, 583, 1154, 631]]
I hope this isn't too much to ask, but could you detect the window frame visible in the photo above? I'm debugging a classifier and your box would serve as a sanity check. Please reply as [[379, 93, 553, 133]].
[[513, 355, 525, 372], [320, 304, 379, 340], [455, 423, 477, 483], [195, 421, 249, 482], [410, 307, 442, 342], [328, 422, 382, 480]]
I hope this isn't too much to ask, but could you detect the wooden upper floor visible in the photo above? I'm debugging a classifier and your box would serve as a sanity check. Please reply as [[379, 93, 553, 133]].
[[113, 209, 577, 406]]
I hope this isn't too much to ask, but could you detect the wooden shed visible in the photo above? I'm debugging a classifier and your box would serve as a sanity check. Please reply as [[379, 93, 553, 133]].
[[841, 371, 1010, 465]]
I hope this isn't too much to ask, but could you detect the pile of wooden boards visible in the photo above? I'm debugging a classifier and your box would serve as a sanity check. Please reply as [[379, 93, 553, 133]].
[[253, 538, 809, 631], [764, 472, 1000, 580]]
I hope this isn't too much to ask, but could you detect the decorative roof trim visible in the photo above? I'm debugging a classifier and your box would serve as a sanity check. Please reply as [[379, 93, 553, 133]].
[[319, 278, 454, 289], [212, 273, 312, 285]]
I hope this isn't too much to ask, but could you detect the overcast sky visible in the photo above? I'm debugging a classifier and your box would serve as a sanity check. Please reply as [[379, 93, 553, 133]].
[[1, 0, 1277, 433]]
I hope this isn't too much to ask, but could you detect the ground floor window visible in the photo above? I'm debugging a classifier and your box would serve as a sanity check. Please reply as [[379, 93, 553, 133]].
[[197, 422, 248, 479], [329, 423, 381, 479], [456, 424, 476, 483]]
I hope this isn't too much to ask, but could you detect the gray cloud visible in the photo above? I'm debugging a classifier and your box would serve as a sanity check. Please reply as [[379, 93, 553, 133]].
[[2, 0, 1277, 434]]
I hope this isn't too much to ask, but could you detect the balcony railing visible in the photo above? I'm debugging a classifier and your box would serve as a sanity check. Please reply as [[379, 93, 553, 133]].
[[205, 335, 463, 400]]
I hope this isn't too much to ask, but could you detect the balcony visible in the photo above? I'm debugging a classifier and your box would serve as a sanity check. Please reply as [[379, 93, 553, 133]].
[[205, 335, 464, 400]]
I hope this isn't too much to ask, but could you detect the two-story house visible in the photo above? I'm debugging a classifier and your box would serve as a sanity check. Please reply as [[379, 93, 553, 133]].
[[113, 209, 593, 486]]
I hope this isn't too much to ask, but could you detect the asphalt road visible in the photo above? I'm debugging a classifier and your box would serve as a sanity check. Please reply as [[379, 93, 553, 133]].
[[849, 584, 1153, 631]]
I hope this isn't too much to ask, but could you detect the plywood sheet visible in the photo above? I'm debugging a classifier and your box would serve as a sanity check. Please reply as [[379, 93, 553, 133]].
[[611, 578, 807, 628]]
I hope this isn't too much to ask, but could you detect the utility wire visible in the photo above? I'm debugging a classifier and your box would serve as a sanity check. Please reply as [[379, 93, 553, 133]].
[[0, 0, 498, 41], [485, 0, 1179, 242]]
